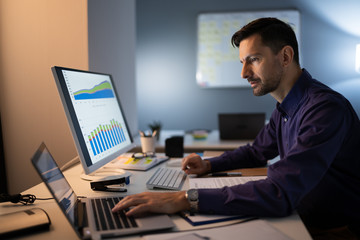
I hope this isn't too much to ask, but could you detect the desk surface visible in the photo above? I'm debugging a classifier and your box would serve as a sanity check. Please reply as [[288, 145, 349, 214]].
[[133, 130, 251, 153], [0, 158, 311, 240]]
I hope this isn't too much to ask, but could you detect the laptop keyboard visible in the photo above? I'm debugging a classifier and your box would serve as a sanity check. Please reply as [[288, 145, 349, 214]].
[[146, 167, 187, 190], [91, 197, 138, 231]]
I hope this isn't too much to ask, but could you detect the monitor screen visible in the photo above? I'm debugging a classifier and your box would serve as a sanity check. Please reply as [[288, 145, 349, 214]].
[[52, 66, 135, 175]]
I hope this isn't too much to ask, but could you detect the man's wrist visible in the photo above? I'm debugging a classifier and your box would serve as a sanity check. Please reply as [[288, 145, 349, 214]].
[[204, 160, 212, 173], [177, 191, 191, 212]]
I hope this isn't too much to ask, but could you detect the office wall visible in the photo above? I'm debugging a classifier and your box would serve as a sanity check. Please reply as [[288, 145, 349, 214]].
[[136, 0, 360, 131], [88, 0, 137, 137], [0, 0, 88, 193], [0, 116, 6, 193]]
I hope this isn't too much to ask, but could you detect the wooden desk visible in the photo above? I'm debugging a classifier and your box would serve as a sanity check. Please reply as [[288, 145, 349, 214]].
[[0, 160, 311, 240], [203, 150, 268, 176], [132, 130, 251, 153]]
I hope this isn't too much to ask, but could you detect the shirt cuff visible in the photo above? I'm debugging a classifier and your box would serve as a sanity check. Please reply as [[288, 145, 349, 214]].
[[208, 156, 226, 172], [198, 188, 227, 214]]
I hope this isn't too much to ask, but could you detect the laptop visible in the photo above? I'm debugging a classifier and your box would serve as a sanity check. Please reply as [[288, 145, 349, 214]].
[[31, 142, 174, 239], [218, 113, 265, 140]]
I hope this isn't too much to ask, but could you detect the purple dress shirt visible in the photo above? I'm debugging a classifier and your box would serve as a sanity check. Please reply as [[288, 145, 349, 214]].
[[199, 69, 360, 228]]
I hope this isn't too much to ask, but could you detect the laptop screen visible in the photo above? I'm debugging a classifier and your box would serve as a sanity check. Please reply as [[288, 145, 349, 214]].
[[218, 113, 265, 140], [31, 143, 77, 226], [52, 66, 135, 175]]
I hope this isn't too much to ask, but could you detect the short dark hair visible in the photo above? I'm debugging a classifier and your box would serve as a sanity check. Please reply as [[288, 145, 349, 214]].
[[231, 18, 299, 65]]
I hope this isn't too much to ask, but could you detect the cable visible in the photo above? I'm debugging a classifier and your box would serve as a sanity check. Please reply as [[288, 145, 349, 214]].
[[36, 197, 54, 200], [0, 193, 87, 205], [60, 155, 80, 171], [0, 193, 53, 205], [0, 193, 35, 205], [18, 194, 36, 205]]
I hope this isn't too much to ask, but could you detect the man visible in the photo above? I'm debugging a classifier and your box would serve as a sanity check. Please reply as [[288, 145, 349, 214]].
[[113, 18, 360, 238]]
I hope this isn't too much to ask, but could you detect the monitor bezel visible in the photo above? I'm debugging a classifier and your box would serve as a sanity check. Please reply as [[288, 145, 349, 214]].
[[51, 66, 135, 175]]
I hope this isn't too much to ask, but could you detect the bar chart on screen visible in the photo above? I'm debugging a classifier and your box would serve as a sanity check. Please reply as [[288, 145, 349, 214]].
[[62, 71, 132, 162], [88, 119, 127, 156]]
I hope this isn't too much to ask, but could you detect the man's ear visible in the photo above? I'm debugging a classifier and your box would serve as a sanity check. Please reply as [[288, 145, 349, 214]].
[[281, 45, 294, 67]]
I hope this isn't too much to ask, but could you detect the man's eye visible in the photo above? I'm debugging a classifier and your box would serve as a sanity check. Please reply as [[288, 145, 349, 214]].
[[250, 57, 259, 63]]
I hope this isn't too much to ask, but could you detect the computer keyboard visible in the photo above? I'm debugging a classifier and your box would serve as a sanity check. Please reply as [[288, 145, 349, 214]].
[[146, 167, 187, 190], [91, 197, 137, 231]]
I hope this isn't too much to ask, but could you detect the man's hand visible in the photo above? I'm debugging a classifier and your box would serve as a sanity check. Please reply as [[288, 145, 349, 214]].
[[182, 153, 211, 175], [112, 191, 190, 216]]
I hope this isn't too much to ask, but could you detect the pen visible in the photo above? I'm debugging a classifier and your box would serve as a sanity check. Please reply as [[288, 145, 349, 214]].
[[209, 172, 242, 177], [152, 129, 157, 137]]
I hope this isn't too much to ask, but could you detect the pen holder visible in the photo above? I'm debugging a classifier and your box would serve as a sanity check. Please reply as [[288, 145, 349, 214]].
[[140, 136, 156, 153]]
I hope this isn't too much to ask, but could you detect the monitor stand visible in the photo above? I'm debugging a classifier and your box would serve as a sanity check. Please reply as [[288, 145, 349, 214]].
[[80, 167, 131, 181]]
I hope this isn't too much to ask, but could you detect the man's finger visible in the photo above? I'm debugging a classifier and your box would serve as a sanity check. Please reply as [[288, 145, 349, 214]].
[[112, 195, 145, 212]]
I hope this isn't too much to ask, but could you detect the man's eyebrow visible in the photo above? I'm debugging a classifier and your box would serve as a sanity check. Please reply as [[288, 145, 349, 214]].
[[239, 56, 249, 64], [240, 54, 261, 64]]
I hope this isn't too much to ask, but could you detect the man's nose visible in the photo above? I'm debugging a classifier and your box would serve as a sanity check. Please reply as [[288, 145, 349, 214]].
[[241, 62, 250, 79]]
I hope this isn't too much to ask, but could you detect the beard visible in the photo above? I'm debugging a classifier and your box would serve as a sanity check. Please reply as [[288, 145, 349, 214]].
[[249, 64, 283, 96], [250, 77, 280, 96]]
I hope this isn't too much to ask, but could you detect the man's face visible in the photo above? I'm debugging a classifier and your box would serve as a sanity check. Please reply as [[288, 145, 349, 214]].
[[239, 34, 283, 96]]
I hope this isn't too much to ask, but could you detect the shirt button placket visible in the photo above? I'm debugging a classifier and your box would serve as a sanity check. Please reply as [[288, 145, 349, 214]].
[[283, 116, 289, 148]]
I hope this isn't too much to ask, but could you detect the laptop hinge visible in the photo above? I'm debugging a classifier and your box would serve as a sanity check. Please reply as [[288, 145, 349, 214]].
[[75, 200, 88, 235]]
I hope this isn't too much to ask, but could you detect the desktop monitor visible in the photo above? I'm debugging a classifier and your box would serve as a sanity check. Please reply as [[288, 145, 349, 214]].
[[52, 66, 135, 180]]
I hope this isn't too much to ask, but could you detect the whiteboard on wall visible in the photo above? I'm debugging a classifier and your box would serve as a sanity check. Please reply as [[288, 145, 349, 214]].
[[196, 10, 300, 88]]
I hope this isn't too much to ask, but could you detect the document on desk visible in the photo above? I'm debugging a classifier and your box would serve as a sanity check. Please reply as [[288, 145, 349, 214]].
[[107, 153, 169, 170], [180, 212, 250, 226], [142, 219, 292, 240], [189, 176, 267, 189]]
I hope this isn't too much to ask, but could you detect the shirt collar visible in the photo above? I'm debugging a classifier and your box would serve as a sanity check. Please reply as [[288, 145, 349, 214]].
[[276, 69, 312, 118]]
